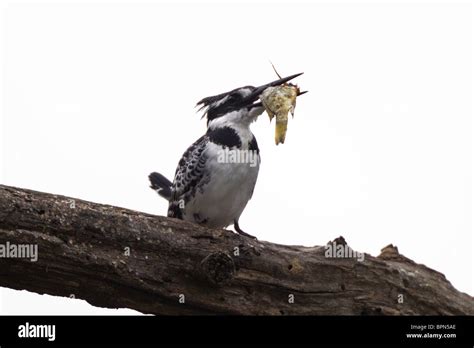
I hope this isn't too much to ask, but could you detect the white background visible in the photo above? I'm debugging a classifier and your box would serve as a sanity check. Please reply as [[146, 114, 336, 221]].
[[0, 0, 472, 314]]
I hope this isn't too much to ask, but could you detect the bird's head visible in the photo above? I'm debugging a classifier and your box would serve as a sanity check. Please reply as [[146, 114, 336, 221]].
[[197, 73, 304, 128]]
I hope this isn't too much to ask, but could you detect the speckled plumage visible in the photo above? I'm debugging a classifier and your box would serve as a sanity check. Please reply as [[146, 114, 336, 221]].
[[168, 134, 210, 220]]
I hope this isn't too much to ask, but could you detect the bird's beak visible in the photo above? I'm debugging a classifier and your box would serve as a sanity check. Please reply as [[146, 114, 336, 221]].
[[244, 72, 305, 106]]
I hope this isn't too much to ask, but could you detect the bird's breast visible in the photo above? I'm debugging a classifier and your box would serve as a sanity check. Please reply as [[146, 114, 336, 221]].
[[183, 142, 260, 228]]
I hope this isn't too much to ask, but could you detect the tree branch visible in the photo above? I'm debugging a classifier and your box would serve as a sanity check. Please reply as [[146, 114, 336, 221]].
[[0, 185, 472, 315]]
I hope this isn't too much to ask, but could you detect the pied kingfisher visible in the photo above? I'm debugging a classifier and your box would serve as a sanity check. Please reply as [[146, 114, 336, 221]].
[[149, 73, 303, 238]]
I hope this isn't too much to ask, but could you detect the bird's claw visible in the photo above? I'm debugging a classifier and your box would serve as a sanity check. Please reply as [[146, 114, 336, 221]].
[[234, 220, 257, 239]]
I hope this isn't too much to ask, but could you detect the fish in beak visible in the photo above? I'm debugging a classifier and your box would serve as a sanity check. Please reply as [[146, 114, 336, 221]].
[[257, 73, 307, 145]]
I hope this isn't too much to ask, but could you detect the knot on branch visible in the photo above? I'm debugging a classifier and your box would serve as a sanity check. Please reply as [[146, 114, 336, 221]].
[[329, 236, 347, 246], [378, 244, 401, 260], [200, 251, 235, 285]]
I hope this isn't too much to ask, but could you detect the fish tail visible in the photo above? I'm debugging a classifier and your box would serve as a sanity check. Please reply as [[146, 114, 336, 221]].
[[275, 120, 287, 145]]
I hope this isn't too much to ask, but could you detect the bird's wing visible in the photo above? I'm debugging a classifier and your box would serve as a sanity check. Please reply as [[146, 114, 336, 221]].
[[168, 135, 210, 219]]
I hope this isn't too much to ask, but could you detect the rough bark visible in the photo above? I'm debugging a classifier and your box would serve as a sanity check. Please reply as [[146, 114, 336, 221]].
[[0, 184, 472, 315]]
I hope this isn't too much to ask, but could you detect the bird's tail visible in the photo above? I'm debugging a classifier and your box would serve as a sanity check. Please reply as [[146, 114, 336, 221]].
[[148, 172, 172, 201]]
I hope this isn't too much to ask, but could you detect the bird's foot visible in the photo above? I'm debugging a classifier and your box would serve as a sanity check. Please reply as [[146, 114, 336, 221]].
[[234, 220, 257, 239]]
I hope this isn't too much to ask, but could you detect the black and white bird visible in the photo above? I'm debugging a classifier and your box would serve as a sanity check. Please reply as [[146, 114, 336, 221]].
[[149, 73, 303, 238]]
